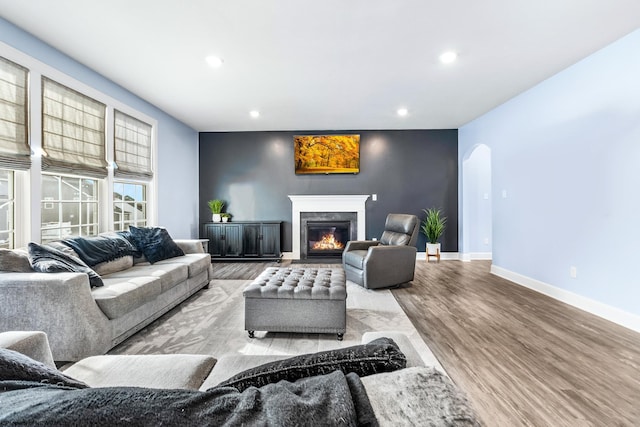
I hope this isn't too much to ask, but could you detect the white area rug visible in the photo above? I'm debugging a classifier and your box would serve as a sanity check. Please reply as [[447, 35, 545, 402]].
[[111, 279, 443, 371]]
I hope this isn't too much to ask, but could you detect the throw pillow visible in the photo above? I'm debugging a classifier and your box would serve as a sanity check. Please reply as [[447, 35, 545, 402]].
[[0, 347, 88, 389], [0, 248, 33, 272], [216, 337, 406, 392], [28, 242, 104, 288], [128, 226, 184, 264]]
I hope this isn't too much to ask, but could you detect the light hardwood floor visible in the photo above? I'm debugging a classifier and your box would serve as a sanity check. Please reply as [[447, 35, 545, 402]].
[[391, 260, 640, 427], [210, 259, 640, 426]]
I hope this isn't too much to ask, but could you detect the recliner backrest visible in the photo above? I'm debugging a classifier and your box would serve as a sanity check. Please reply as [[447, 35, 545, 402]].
[[379, 214, 419, 247]]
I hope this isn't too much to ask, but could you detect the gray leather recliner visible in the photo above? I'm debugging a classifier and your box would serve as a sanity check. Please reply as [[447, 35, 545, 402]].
[[342, 213, 419, 289]]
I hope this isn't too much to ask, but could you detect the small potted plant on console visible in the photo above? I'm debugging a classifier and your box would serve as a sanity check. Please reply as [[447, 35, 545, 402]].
[[208, 199, 224, 222], [221, 213, 232, 223]]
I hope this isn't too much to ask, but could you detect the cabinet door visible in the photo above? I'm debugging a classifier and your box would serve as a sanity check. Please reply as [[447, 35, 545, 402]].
[[223, 224, 243, 257], [260, 223, 281, 258], [203, 224, 224, 257], [242, 224, 261, 257]]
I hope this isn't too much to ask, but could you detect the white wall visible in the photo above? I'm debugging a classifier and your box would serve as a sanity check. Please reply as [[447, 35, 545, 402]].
[[0, 17, 200, 238], [459, 29, 640, 323]]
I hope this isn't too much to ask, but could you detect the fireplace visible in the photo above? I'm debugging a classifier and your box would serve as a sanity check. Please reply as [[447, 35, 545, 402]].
[[300, 212, 357, 260], [306, 221, 350, 258], [289, 195, 370, 260]]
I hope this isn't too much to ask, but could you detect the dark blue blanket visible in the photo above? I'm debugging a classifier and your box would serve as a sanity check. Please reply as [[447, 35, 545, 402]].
[[61, 234, 138, 266]]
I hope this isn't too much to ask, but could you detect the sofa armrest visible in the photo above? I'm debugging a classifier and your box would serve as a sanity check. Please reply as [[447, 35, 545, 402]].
[[0, 331, 56, 368], [344, 240, 379, 252], [174, 239, 205, 254], [0, 272, 111, 361]]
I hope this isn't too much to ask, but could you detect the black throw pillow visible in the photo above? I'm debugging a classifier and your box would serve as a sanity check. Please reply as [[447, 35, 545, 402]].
[[0, 348, 88, 389], [28, 242, 103, 288], [128, 226, 184, 264], [216, 337, 406, 392]]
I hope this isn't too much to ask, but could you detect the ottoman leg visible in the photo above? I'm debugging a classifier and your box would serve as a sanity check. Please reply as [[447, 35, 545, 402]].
[[248, 330, 255, 339], [337, 333, 344, 341]]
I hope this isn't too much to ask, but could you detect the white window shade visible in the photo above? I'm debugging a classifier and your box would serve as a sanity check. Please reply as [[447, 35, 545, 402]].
[[114, 110, 152, 179], [41, 77, 108, 178], [0, 57, 30, 170]]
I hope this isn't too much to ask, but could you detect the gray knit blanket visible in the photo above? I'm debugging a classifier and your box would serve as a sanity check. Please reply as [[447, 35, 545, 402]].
[[1, 372, 375, 426]]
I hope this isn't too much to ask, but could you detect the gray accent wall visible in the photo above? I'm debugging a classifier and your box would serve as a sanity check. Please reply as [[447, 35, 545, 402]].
[[199, 129, 458, 253]]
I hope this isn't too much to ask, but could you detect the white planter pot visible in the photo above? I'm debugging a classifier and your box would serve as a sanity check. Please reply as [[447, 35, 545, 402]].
[[212, 214, 222, 222], [222, 217, 229, 222], [426, 243, 441, 255]]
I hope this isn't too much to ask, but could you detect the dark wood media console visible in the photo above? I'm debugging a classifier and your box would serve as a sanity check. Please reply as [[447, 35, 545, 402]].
[[201, 221, 282, 261]]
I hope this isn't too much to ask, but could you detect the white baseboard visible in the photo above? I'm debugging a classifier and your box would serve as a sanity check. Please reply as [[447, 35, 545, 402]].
[[282, 252, 294, 260], [491, 265, 640, 334], [460, 252, 492, 262]]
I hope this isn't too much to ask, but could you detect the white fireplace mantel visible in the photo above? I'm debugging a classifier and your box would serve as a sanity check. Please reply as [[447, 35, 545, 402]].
[[289, 194, 370, 260]]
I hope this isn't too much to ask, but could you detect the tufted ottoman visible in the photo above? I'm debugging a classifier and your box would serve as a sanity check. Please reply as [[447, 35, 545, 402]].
[[243, 267, 347, 340]]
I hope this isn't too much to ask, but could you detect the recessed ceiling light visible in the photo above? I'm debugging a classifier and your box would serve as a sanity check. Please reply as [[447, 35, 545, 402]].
[[250, 110, 260, 118], [439, 51, 457, 64], [397, 108, 408, 117], [205, 55, 223, 68]]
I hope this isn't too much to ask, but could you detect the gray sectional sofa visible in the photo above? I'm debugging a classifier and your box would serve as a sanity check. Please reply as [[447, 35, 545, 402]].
[[0, 237, 212, 362]]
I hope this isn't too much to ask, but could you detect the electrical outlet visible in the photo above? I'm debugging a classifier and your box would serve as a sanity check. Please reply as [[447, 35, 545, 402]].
[[372, 194, 377, 201], [570, 266, 577, 278]]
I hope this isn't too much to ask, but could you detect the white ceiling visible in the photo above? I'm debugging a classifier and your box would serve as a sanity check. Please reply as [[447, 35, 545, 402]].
[[1, 1, 639, 132]]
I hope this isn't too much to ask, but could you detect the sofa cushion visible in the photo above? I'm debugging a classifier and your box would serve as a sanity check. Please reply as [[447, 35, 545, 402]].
[[216, 337, 406, 392], [128, 226, 184, 264], [92, 255, 134, 276], [28, 242, 103, 288], [0, 248, 33, 272], [105, 262, 188, 293], [63, 354, 216, 390], [361, 367, 480, 426], [153, 253, 210, 279], [92, 276, 162, 319], [343, 249, 367, 269]]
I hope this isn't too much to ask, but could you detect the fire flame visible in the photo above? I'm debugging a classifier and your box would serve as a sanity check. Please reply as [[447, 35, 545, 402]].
[[312, 233, 344, 250]]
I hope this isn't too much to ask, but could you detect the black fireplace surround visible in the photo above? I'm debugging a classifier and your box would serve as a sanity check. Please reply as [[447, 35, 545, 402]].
[[300, 212, 357, 259]]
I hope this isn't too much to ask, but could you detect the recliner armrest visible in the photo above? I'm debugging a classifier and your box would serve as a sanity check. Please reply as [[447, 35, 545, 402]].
[[344, 240, 379, 252], [364, 244, 416, 264]]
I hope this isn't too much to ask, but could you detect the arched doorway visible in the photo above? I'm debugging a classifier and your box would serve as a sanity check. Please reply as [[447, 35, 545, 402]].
[[461, 144, 492, 261]]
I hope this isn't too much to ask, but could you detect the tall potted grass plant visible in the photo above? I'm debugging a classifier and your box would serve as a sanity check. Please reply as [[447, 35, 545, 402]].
[[421, 208, 447, 256]]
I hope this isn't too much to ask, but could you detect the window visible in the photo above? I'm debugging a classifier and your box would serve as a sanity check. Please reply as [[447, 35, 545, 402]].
[[41, 174, 98, 243], [113, 110, 151, 231], [1, 46, 157, 245], [114, 110, 152, 179], [0, 56, 30, 170], [0, 169, 15, 249], [113, 181, 147, 231]]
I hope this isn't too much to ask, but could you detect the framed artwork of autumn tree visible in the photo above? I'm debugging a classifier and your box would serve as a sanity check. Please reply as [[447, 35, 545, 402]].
[[294, 134, 360, 174]]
